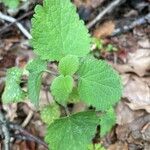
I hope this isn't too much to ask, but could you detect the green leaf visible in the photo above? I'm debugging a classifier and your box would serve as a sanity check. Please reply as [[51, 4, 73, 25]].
[[68, 87, 80, 103], [105, 44, 118, 52], [92, 38, 104, 49], [88, 144, 106, 150], [27, 58, 47, 107], [31, 0, 91, 61], [2, 67, 25, 103], [27, 73, 42, 107], [58, 55, 79, 76], [77, 58, 122, 110], [50, 75, 73, 105], [40, 103, 60, 125], [1, 0, 19, 8], [45, 111, 99, 150], [100, 108, 116, 137], [26, 58, 47, 73]]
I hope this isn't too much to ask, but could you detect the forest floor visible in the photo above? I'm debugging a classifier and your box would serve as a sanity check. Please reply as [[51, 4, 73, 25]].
[[0, 0, 150, 149]]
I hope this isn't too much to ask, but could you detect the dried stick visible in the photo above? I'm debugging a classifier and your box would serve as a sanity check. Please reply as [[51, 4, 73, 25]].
[[87, 0, 126, 29], [111, 13, 150, 36], [0, 11, 33, 35], [0, 12, 32, 39], [0, 111, 10, 150], [21, 110, 34, 128], [12, 133, 44, 144], [9, 123, 48, 149]]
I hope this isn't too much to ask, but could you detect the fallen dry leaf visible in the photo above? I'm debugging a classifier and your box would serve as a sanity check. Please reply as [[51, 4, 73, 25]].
[[123, 75, 150, 112], [116, 101, 144, 125], [108, 142, 128, 150], [93, 21, 115, 38], [111, 63, 135, 74], [127, 48, 150, 77]]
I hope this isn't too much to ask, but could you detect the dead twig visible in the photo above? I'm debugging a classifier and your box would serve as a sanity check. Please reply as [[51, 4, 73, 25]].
[[21, 110, 34, 128], [86, 0, 126, 29], [0, 109, 48, 149], [111, 13, 150, 36], [0, 11, 33, 36], [9, 123, 48, 149], [0, 110, 10, 150], [0, 12, 32, 39]]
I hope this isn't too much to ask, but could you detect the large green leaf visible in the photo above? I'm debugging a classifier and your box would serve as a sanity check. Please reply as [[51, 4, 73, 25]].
[[58, 55, 79, 76], [50, 75, 73, 105], [31, 0, 91, 61], [26, 58, 47, 107], [100, 108, 116, 137], [77, 58, 122, 110], [45, 111, 99, 150], [2, 67, 25, 103]]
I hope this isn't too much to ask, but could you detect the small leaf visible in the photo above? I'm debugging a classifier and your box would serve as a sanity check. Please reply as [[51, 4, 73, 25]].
[[26, 58, 47, 73], [1, 0, 19, 8], [92, 38, 104, 49], [105, 44, 117, 52], [2, 67, 25, 103], [45, 111, 99, 150], [31, 0, 91, 60], [100, 108, 116, 137], [69, 87, 80, 103], [77, 58, 122, 110], [27, 58, 47, 107], [27, 73, 42, 107], [40, 103, 60, 125], [88, 144, 106, 150], [50, 75, 73, 105], [58, 55, 79, 76]]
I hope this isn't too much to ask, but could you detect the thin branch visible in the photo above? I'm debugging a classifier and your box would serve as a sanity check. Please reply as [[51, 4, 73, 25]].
[[111, 12, 150, 36], [86, 0, 126, 29], [11, 133, 49, 149], [45, 70, 58, 76], [9, 123, 48, 149], [0, 11, 33, 35], [21, 110, 34, 128], [64, 106, 70, 116], [0, 12, 32, 39], [12, 133, 43, 144], [0, 111, 10, 150]]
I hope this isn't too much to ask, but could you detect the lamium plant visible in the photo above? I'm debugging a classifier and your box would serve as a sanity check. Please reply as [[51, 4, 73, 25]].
[[2, 0, 122, 149]]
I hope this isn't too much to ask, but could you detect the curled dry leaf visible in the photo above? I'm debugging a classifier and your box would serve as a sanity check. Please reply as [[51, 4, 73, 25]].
[[116, 101, 145, 125], [127, 49, 150, 77], [111, 63, 134, 75], [122, 75, 150, 112]]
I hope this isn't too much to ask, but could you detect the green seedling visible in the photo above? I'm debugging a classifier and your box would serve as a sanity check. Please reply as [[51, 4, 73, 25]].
[[2, 0, 122, 149]]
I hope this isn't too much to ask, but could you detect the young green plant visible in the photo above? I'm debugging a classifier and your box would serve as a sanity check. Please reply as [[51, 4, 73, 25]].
[[2, 0, 122, 149]]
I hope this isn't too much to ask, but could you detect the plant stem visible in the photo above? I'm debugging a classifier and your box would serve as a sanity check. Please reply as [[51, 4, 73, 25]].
[[45, 70, 58, 76], [64, 106, 70, 116]]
